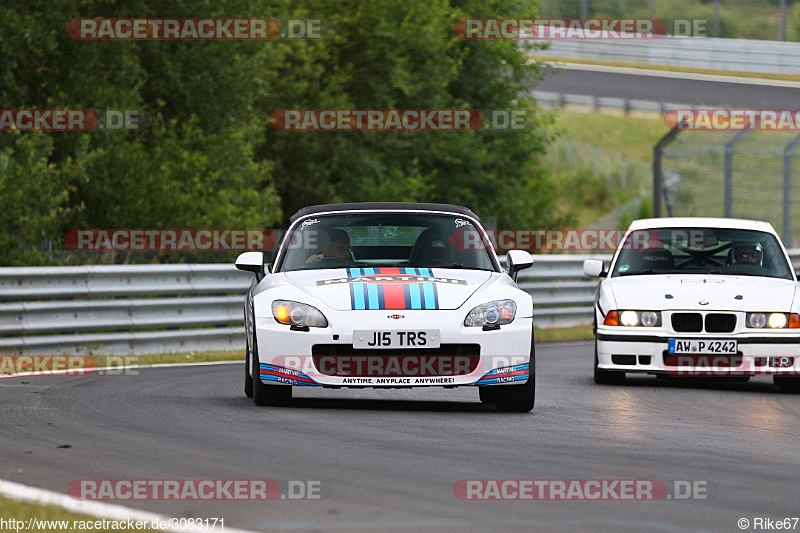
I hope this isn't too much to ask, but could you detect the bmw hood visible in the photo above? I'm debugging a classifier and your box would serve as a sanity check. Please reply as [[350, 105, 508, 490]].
[[607, 275, 797, 312], [279, 268, 493, 311]]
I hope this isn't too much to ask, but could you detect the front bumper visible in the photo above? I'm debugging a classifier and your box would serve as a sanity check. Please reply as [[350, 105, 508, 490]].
[[254, 313, 533, 387], [596, 328, 800, 376]]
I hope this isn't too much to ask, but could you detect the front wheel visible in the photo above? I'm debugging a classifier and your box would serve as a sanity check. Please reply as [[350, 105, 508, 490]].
[[244, 346, 253, 398], [479, 387, 498, 404], [494, 339, 535, 413], [774, 376, 800, 393], [252, 333, 292, 406]]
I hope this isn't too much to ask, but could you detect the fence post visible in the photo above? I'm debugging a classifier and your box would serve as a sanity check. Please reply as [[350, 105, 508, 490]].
[[724, 130, 750, 218], [653, 126, 683, 218], [621, 155, 627, 188], [783, 134, 800, 245]]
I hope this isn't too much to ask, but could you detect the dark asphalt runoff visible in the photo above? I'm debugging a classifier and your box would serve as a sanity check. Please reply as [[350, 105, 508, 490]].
[[2, 342, 799, 532], [537, 66, 800, 109]]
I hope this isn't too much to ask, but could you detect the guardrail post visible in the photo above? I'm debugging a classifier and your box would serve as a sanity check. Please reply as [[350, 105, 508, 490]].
[[724, 130, 751, 218], [653, 126, 684, 218], [783, 134, 800, 245]]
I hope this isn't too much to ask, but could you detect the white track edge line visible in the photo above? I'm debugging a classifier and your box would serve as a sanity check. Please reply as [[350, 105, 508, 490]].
[[0, 479, 257, 533], [0, 360, 242, 379]]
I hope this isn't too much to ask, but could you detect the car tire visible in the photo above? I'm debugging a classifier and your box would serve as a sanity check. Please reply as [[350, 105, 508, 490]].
[[494, 332, 535, 413], [774, 376, 800, 393], [479, 387, 498, 404], [252, 332, 292, 406], [594, 340, 625, 385], [244, 346, 253, 398]]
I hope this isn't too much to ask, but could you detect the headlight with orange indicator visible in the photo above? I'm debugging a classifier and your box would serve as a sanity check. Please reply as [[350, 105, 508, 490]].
[[746, 312, 800, 329], [271, 300, 328, 328], [464, 300, 516, 327], [603, 310, 661, 327]]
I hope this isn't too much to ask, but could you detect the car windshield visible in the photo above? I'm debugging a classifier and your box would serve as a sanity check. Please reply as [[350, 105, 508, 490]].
[[276, 212, 497, 272], [610, 227, 793, 280]]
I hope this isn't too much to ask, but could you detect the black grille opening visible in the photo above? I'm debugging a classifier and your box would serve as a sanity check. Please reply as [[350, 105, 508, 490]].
[[671, 313, 703, 332], [705, 313, 736, 333], [611, 354, 637, 365], [638, 355, 651, 365]]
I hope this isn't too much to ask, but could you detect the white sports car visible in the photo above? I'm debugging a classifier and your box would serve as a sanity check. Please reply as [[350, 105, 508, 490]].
[[236, 203, 536, 411], [584, 217, 800, 393]]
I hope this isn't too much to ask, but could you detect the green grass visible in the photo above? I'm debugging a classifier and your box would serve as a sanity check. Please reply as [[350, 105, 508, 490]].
[[551, 111, 669, 164], [0, 496, 153, 531], [534, 55, 800, 83], [535, 325, 594, 342]]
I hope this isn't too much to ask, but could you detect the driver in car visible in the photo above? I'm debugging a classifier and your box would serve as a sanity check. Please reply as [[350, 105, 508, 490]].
[[732, 244, 762, 266], [305, 228, 353, 265]]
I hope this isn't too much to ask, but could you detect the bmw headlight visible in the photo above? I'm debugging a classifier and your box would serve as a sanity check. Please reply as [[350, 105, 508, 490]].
[[746, 312, 800, 329], [464, 300, 516, 327], [605, 310, 661, 327], [272, 300, 328, 328]]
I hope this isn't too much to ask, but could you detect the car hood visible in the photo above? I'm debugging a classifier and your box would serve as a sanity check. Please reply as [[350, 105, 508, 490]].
[[278, 268, 494, 311], [607, 274, 797, 312]]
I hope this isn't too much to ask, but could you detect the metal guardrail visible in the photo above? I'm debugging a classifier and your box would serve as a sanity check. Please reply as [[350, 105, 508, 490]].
[[3, 252, 799, 355], [532, 90, 701, 115], [538, 36, 800, 75]]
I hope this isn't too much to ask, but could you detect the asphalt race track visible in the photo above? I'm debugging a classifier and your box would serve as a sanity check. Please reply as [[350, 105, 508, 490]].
[[537, 65, 800, 109], [2, 342, 799, 532]]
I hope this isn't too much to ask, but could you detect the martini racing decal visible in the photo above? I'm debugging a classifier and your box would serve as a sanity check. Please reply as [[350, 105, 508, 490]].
[[475, 363, 529, 385], [259, 363, 318, 386], [317, 267, 467, 310]]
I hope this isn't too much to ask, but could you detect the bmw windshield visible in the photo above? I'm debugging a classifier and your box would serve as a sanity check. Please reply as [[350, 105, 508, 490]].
[[276, 213, 497, 272], [610, 228, 793, 280]]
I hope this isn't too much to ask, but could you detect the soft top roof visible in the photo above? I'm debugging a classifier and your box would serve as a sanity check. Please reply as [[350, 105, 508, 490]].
[[289, 202, 480, 223]]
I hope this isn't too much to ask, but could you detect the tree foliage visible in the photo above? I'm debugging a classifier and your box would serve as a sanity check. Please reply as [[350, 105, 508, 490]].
[[0, 0, 559, 264]]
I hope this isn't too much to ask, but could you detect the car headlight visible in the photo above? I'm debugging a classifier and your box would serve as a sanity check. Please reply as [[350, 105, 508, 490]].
[[464, 300, 516, 327], [746, 312, 800, 329], [604, 310, 661, 327], [272, 300, 328, 328]]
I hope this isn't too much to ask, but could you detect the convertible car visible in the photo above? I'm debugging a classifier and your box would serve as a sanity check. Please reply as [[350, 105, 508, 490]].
[[236, 202, 536, 411]]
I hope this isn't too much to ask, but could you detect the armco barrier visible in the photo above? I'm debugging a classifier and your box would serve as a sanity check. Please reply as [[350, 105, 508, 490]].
[[2, 251, 798, 355], [537, 36, 800, 75]]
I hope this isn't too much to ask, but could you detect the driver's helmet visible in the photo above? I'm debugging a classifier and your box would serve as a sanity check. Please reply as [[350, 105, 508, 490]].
[[732, 243, 762, 266]]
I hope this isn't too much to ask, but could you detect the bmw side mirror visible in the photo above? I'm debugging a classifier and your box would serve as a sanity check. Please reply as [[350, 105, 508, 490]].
[[583, 259, 606, 278], [235, 251, 266, 280], [506, 250, 534, 282]]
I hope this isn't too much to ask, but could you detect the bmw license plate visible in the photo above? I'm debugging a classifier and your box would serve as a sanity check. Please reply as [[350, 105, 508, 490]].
[[668, 339, 737, 354], [353, 330, 440, 349]]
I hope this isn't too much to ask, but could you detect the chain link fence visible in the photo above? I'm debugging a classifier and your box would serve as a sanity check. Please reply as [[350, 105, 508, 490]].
[[659, 130, 800, 246]]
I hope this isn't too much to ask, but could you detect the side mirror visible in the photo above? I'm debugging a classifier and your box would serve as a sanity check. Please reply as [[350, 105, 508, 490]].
[[506, 250, 534, 282], [235, 251, 266, 279], [583, 259, 606, 277]]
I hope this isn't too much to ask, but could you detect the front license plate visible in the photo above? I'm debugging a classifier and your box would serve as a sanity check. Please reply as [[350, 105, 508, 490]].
[[353, 330, 440, 349], [668, 339, 738, 354]]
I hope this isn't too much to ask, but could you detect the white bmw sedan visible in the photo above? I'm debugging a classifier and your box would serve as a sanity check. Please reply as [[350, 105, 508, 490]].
[[584, 218, 800, 393], [235, 202, 536, 411]]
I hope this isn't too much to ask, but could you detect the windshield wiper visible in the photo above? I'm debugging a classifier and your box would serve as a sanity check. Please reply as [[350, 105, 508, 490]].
[[619, 269, 654, 276]]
